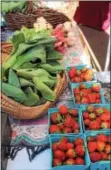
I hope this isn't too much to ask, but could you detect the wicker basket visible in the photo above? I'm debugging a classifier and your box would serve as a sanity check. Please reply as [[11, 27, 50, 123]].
[[4, 1, 70, 30], [1, 43, 67, 119]]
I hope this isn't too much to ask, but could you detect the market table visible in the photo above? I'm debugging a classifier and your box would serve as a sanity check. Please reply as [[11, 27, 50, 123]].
[[1, 24, 110, 170]]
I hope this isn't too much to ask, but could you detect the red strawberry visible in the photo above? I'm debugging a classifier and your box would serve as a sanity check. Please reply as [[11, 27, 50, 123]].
[[84, 70, 93, 81], [96, 117, 101, 124], [63, 127, 72, 133], [54, 150, 65, 161], [96, 134, 107, 142], [95, 107, 104, 116], [95, 99, 101, 103], [103, 108, 110, 114], [96, 93, 101, 99], [49, 125, 61, 134], [80, 73, 85, 80], [92, 84, 101, 92], [66, 149, 76, 158], [52, 143, 58, 151], [59, 105, 68, 115], [74, 87, 80, 94], [96, 99, 101, 103], [81, 97, 89, 104], [64, 115, 75, 127], [68, 68, 76, 78], [74, 138, 84, 146], [89, 120, 100, 130], [73, 76, 81, 82], [87, 105, 94, 112], [104, 145, 110, 154], [75, 94, 81, 102], [88, 142, 97, 152], [101, 122, 109, 129], [74, 129, 79, 133], [81, 67, 87, 73], [65, 158, 75, 165], [70, 109, 78, 117], [83, 112, 89, 119], [66, 142, 74, 150], [51, 112, 62, 124], [53, 158, 62, 167], [80, 83, 87, 89], [100, 152, 108, 160], [76, 70, 81, 76], [73, 122, 80, 130], [59, 124, 64, 131], [89, 113, 96, 120], [90, 152, 101, 162], [84, 119, 90, 126], [107, 136, 111, 143], [87, 93, 96, 104], [100, 113, 110, 121], [60, 137, 68, 143], [87, 136, 95, 142], [58, 142, 67, 151], [75, 145, 85, 157], [75, 157, 85, 165], [96, 140, 105, 151]]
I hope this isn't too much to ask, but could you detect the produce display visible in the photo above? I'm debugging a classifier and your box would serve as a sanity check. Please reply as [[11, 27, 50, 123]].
[[73, 82, 103, 104], [2, 26, 65, 106], [82, 105, 110, 130], [68, 66, 94, 82], [87, 134, 111, 162], [49, 105, 80, 134], [52, 137, 85, 166]]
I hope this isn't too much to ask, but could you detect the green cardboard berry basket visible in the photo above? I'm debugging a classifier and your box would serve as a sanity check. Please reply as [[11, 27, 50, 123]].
[[80, 104, 110, 133], [71, 82, 106, 107], [49, 134, 90, 170], [85, 131, 110, 170], [66, 64, 96, 86], [48, 107, 83, 136]]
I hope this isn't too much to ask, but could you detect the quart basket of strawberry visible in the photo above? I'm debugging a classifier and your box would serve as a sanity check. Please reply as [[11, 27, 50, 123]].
[[48, 105, 82, 135], [50, 134, 90, 170], [67, 64, 96, 83], [86, 131, 110, 170], [71, 82, 106, 105], [81, 104, 110, 132]]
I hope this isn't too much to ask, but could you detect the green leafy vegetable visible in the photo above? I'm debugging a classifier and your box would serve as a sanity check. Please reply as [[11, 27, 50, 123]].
[[19, 77, 34, 87], [2, 1, 27, 14], [23, 93, 40, 106], [47, 49, 63, 61], [39, 62, 64, 74], [33, 77, 55, 101], [8, 69, 20, 88], [2, 82, 27, 102], [21, 27, 52, 43], [12, 45, 46, 69], [16, 68, 54, 80]]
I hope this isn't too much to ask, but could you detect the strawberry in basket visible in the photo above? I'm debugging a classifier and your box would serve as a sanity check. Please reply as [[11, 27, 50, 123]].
[[49, 105, 80, 134], [68, 66, 94, 82], [87, 134, 111, 162], [52, 137, 85, 167], [83, 105, 110, 131], [73, 83, 102, 104]]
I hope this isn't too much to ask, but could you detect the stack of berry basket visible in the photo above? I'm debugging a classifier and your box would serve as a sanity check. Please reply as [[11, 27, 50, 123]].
[[48, 64, 110, 170]]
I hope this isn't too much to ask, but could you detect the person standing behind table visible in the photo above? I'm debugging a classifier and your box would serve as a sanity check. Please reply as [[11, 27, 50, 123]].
[[73, 1, 110, 31]]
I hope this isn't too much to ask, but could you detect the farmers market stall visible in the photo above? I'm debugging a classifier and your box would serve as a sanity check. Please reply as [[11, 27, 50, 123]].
[[1, 1, 110, 170]]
